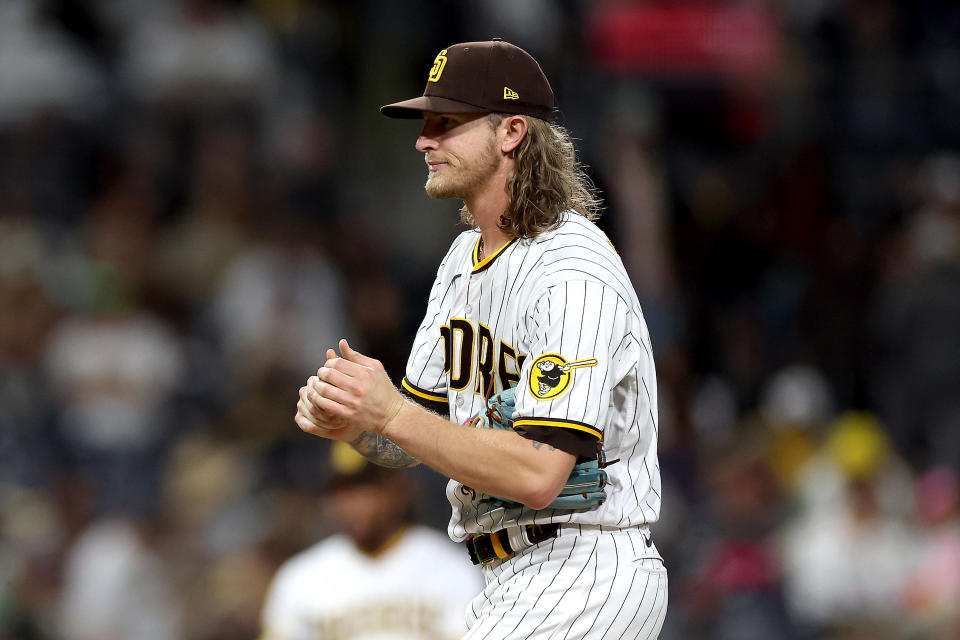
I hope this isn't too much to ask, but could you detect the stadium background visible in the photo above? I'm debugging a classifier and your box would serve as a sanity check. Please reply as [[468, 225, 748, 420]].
[[1, 0, 959, 638]]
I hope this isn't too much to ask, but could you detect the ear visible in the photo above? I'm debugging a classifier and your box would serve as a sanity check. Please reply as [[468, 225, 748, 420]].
[[500, 115, 528, 154]]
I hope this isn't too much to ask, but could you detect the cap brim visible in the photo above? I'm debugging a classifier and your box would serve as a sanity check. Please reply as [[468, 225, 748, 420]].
[[325, 464, 397, 492], [380, 95, 490, 119]]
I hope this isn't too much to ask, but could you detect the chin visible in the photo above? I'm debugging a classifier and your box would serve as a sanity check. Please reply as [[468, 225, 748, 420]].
[[424, 178, 460, 200]]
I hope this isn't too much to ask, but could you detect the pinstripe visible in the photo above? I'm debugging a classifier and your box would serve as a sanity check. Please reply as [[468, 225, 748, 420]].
[[502, 541, 542, 609], [548, 263, 632, 299], [415, 275, 458, 338], [618, 569, 654, 639], [539, 241, 626, 272], [547, 283, 565, 418], [470, 588, 481, 622], [487, 560, 512, 610], [539, 236, 623, 263], [479, 541, 543, 636], [540, 264, 632, 302], [641, 375, 658, 437], [534, 229, 615, 259], [653, 572, 669, 635], [494, 243, 532, 336], [472, 538, 572, 640], [559, 534, 605, 640], [566, 281, 586, 422], [617, 379, 643, 527], [637, 462, 658, 525], [557, 282, 566, 356], [465, 532, 665, 639], [597, 533, 637, 638], [498, 537, 581, 638], [643, 457, 661, 501], [605, 328, 647, 356], [519, 536, 596, 639], [639, 375, 662, 521], [635, 325, 656, 382], [529, 315, 542, 342], [542, 249, 633, 295], [633, 567, 667, 639], [582, 284, 610, 425]]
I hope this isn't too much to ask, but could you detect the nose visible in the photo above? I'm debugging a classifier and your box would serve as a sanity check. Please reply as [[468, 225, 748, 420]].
[[415, 119, 441, 152], [415, 129, 437, 153]]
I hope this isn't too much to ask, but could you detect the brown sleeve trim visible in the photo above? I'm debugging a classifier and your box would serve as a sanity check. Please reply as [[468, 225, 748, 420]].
[[401, 378, 449, 414], [513, 424, 600, 459]]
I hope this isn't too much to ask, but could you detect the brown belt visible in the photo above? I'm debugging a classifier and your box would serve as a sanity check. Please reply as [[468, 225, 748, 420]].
[[466, 524, 560, 566]]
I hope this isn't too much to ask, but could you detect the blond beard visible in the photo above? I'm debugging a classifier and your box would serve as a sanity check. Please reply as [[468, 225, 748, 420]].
[[424, 136, 500, 201]]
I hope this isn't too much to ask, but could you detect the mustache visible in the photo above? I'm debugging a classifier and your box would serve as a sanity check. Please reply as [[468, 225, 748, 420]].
[[425, 154, 455, 165]]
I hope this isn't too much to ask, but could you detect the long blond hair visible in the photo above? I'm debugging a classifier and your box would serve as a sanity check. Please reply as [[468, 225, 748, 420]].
[[460, 115, 601, 238]]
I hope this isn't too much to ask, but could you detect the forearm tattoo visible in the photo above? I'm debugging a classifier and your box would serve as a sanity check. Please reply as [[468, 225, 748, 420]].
[[350, 431, 419, 468]]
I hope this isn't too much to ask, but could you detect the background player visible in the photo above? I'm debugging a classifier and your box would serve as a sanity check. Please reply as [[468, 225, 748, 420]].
[[259, 441, 482, 640], [296, 40, 667, 638]]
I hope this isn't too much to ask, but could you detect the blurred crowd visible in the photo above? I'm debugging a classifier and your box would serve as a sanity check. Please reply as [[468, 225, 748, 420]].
[[0, 0, 959, 639]]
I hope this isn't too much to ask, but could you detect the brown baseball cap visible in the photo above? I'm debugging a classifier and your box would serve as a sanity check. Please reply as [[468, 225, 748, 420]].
[[381, 39, 555, 121], [325, 441, 400, 492]]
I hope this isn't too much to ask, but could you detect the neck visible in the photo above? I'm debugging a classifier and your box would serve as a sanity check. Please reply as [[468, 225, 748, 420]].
[[467, 164, 514, 259], [353, 524, 408, 558]]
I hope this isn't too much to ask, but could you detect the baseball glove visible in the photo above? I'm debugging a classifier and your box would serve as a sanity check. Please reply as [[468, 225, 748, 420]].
[[471, 387, 617, 511]]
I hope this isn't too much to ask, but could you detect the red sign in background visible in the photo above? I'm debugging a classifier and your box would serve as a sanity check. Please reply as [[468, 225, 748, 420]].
[[590, 2, 781, 79]]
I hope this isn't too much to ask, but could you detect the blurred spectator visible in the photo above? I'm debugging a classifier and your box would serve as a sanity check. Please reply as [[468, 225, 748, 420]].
[[57, 515, 180, 640], [675, 434, 796, 640], [160, 432, 274, 640], [463, 0, 562, 58], [870, 153, 960, 471], [0, 0, 105, 125], [779, 412, 918, 635], [205, 211, 350, 385], [152, 118, 256, 317], [902, 467, 960, 637], [346, 269, 409, 379], [0, 219, 59, 487], [0, 486, 67, 640], [119, 0, 278, 110], [259, 442, 483, 640], [759, 364, 835, 491], [43, 246, 185, 511]]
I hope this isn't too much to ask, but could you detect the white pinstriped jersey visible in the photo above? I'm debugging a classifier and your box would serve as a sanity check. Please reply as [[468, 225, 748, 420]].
[[401, 212, 661, 542], [259, 526, 483, 640]]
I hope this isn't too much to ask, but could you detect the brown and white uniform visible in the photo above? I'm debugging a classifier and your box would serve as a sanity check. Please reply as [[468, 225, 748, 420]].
[[402, 212, 667, 639]]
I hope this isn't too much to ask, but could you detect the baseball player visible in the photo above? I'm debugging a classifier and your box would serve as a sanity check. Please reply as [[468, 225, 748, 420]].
[[259, 442, 483, 640], [296, 39, 667, 638]]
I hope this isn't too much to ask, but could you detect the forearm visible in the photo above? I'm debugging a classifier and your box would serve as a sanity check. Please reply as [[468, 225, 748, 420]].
[[350, 430, 419, 468], [381, 401, 576, 509], [299, 340, 574, 507]]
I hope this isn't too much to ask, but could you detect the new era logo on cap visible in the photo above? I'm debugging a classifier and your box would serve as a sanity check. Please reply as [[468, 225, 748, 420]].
[[380, 40, 554, 120]]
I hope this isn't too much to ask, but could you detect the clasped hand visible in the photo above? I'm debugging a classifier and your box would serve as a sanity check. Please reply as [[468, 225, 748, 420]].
[[295, 339, 405, 441]]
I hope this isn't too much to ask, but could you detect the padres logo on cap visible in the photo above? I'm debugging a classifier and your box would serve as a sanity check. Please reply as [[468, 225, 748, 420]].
[[428, 49, 448, 82], [529, 354, 597, 400]]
